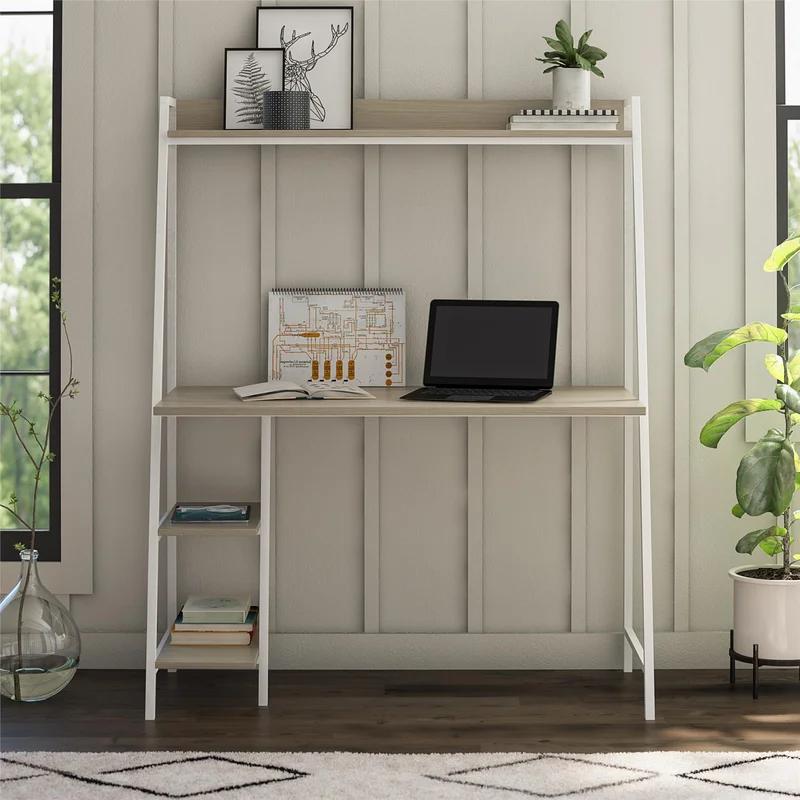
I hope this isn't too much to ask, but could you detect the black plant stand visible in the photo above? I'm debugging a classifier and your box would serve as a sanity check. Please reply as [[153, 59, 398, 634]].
[[729, 629, 800, 698]]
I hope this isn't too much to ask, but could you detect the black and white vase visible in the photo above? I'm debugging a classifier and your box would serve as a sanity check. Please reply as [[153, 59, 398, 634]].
[[263, 90, 311, 130]]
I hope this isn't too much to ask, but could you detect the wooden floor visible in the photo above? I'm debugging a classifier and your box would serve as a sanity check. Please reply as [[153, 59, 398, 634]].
[[1, 669, 798, 753]]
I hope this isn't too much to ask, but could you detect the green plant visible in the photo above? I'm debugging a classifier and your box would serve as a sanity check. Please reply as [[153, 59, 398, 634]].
[[535, 19, 607, 77], [685, 236, 800, 578], [0, 279, 78, 700]]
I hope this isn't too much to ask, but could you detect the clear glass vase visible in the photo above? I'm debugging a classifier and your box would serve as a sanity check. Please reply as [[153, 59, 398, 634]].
[[0, 549, 80, 701]]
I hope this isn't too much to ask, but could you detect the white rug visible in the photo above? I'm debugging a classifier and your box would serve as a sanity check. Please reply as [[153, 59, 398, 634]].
[[1, 751, 798, 799]]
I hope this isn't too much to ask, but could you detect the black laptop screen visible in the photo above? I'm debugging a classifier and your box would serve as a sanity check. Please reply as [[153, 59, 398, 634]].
[[424, 301, 558, 388]]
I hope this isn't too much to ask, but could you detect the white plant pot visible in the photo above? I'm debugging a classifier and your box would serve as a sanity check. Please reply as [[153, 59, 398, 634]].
[[552, 67, 591, 110], [729, 566, 800, 660]]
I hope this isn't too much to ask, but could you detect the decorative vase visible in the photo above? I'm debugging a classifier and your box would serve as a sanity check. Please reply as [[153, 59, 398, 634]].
[[729, 566, 800, 661], [552, 67, 591, 110], [0, 549, 80, 701], [263, 90, 311, 130]]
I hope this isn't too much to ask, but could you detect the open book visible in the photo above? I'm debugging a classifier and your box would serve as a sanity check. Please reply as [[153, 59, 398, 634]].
[[234, 380, 375, 402]]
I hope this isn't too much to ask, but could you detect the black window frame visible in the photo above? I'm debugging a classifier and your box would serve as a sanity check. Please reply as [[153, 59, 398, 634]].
[[0, 0, 62, 561]]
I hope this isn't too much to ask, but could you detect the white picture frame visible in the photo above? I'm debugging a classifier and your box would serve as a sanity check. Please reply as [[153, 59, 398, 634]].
[[224, 48, 285, 130], [257, 6, 353, 130]]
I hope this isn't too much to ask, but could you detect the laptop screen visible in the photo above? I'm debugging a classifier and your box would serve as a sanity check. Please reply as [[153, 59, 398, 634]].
[[424, 300, 559, 388]]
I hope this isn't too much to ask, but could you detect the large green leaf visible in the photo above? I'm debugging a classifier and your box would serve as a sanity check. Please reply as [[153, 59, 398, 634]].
[[735, 526, 786, 554], [763, 237, 800, 272], [577, 29, 591, 49], [581, 45, 607, 62], [590, 65, 605, 78], [759, 535, 790, 557], [776, 384, 800, 413], [684, 329, 736, 368], [554, 19, 574, 54], [699, 323, 787, 371], [736, 428, 796, 516], [764, 353, 786, 381], [543, 36, 566, 53], [699, 399, 783, 448]]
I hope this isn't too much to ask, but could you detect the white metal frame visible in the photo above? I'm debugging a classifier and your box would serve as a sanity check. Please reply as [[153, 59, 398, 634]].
[[146, 95, 655, 721]]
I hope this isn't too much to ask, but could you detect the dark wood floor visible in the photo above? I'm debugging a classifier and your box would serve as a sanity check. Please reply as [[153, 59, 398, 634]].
[[1, 669, 798, 753]]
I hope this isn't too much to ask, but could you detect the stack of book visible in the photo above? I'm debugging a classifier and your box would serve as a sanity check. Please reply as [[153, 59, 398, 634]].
[[170, 595, 256, 646], [507, 108, 619, 131]]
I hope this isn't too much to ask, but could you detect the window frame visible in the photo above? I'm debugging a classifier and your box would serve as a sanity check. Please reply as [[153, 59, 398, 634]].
[[0, 0, 63, 561]]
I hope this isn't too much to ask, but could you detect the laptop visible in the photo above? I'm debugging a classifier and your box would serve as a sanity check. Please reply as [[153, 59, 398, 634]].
[[401, 299, 559, 403]]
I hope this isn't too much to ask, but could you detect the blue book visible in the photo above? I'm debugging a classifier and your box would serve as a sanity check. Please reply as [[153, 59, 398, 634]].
[[171, 503, 250, 523]]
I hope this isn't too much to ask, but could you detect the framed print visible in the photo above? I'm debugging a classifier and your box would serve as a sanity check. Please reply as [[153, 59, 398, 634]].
[[257, 6, 353, 130], [224, 48, 285, 130]]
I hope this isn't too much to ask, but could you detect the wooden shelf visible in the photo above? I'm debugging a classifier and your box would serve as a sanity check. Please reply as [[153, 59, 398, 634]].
[[158, 503, 261, 536], [168, 128, 631, 146], [169, 98, 630, 146], [155, 638, 258, 670], [154, 386, 646, 418]]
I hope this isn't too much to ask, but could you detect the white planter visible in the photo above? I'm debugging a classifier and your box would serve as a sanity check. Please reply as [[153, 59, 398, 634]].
[[552, 67, 591, 110], [729, 566, 800, 661]]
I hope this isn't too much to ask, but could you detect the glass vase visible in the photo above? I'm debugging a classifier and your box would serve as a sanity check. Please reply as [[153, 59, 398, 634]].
[[0, 549, 80, 701]]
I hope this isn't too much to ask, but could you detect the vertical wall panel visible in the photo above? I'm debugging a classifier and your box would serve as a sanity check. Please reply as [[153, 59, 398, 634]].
[[379, 419, 468, 632], [276, 419, 365, 632], [688, 0, 747, 632], [379, 0, 467, 99], [274, 145, 366, 632]]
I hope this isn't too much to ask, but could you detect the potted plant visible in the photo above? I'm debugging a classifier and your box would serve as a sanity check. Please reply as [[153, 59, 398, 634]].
[[685, 236, 800, 666], [536, 19, 606, 110], [0, 278, 81, 701]]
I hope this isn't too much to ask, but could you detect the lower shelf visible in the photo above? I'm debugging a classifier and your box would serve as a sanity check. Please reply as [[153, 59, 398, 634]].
[[155, 639, 258, 670]]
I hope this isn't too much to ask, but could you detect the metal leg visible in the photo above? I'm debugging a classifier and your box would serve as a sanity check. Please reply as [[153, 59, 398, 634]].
[[145, 97, 174, 721], [753, 644, 759, 700], [729, 629, 735, 686], [258, 418, 272, 707], [623, 418, 634, 673], [638, 415, 656, 721]]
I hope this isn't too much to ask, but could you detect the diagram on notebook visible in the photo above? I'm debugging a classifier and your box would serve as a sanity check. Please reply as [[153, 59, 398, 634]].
[[267, 289, 406, 387]]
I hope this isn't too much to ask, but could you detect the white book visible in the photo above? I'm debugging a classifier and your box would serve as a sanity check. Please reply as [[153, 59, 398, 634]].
[[508, 115, 618, 125], [507, 121, 618, 131], [181, 595, 251, 624], [234, 380, 375, 401], [170, 631, 253, 646]]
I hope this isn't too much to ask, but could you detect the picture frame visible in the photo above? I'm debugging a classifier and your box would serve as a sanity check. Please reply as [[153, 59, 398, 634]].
[[224, 48, 285, 130], [257, 6, 354, 130]]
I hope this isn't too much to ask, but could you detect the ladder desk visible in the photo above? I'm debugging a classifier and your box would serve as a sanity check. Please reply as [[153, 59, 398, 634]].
[[147, 97, 654, 720]]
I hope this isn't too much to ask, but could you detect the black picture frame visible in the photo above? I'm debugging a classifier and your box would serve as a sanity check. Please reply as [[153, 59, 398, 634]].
[[256, 6, 354, 130], [223, 47, 285, 131]]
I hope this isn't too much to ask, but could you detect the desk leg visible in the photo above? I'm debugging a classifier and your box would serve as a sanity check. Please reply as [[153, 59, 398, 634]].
[[145, 417, 162, 721], [258, 417, 272, 707], [639, 415, 656, 721], [623, 417, 634, 673]]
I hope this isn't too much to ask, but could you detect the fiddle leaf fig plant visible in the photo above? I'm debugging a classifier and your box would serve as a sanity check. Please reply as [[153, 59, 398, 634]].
[[535, 19, 607, 77], [685, 236, 800, 577]]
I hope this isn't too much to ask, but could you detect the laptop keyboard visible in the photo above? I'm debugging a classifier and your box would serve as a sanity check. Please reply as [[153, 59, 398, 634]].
[[409, 387, 543, 399]]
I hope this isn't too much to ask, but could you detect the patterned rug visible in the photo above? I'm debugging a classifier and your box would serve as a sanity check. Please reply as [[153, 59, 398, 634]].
[[1, 751, 798, 799]]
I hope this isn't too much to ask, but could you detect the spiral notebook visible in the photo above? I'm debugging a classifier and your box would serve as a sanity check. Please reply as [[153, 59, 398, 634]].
[[267, 289, 406, 387]]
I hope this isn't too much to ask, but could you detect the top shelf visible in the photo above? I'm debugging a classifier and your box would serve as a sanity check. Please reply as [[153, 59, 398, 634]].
[[168, 98, 632, 146]]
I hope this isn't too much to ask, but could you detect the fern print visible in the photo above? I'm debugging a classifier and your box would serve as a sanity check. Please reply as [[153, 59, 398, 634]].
[[232, 53, 272, 125]]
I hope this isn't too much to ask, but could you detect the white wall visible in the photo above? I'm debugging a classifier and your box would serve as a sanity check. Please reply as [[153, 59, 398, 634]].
[[66, 0, 778, 668]]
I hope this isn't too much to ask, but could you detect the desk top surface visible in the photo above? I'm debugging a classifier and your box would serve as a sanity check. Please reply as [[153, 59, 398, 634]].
[[155, 386, 646, 418]]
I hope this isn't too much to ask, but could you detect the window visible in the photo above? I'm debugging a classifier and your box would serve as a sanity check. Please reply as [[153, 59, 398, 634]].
[[0, 0, 61, 561], [778, 0, 800, 241]]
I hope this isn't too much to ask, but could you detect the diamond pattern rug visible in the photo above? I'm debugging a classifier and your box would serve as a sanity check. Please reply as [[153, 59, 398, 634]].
[[1, 751, 798, 799]]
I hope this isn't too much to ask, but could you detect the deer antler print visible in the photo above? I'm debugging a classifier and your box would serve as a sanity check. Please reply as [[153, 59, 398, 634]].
[[279, 22, 350, 123]]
